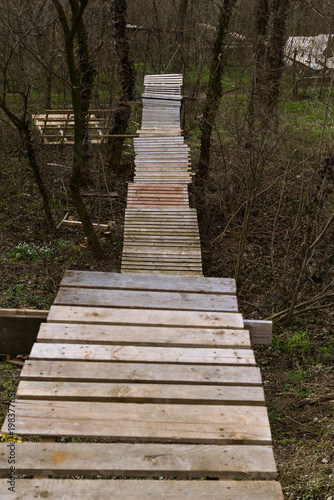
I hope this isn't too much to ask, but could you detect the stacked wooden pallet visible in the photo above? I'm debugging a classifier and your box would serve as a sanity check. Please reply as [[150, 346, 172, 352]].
[[122, 74, 202, 275], [0, 271, 283, 499]]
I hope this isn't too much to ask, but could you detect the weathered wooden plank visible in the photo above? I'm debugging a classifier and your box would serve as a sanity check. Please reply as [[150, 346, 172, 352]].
[[121, 250, 202, 257], [121, 269, 203, 275], [55, 288, 237, 312], [2, 477, 283, 499], [21, 360, 262, 386], [121, 257, 202, 264], [47, 306, 244, 329], [120, 265, 202, 271], [29, 343, 255, 365], [0, 442, 277, 478], [61, 271, 236, 294], [2, 400, 272, 443], [244, 320, 273, 345], [0, 310, 47, 355], [17, 381, 265, 405], [0, 479, 284, 499], [36, 323, 250, 347], [123, 228, 198, 235]]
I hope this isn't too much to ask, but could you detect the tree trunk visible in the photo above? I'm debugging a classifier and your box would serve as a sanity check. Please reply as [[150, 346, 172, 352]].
[[174, 0, 189, 73], [21, 123, 55, 231], [52, 0, 104, 259], [0, 99, 55, 231], [69, 0, 96, 138], [263, 0, 290, 131], [249, 0, 269, 127], [107, 0, 135, 176], [197, 0, 237, 184]]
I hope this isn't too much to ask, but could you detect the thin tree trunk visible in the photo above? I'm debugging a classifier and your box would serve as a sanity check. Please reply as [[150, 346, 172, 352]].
[[107, 0, 135, 176], [152, 0, 163, 72], [249, 0, 269, 127], [174, 0, 189, 73], [197, 0, 237, 184], [0, 99, 55, 230], [52, 0, 104, 259], [263, 0, 290, 131], [21, 123, 55, 230], [69, 0, 96, 138]]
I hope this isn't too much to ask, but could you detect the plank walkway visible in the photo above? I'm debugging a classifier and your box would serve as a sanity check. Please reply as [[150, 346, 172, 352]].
[[122, 74, 202, 275], [0, 75, 283, 499]]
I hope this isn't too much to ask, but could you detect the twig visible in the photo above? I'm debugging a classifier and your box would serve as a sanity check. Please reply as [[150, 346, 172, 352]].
[[56, 211, 69, 229]]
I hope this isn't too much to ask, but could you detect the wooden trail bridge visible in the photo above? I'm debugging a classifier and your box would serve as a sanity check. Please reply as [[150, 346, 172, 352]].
[[0, 75, 283, 498]]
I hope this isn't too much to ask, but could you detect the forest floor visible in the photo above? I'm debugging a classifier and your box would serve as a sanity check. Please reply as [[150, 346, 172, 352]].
[[0, 91, 334, 499]]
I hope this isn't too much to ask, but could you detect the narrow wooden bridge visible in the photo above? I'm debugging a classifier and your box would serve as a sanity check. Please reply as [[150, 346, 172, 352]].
[[0, 75, 283, 498]]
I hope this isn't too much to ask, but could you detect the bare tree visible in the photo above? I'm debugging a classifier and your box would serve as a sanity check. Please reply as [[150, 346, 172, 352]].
[[0, 1, 55, 229], [106, 0, 135, 176], [51, 0, 104, 259], [263, 0, 290, 131], [196, 0, 238, 184]]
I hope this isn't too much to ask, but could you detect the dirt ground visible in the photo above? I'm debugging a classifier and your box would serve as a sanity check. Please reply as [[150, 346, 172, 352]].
[[0, 124, 333, 498]]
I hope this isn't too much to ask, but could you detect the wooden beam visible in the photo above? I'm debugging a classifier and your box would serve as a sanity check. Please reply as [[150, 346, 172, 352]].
[[0, 310, 48, 356], [0, 311, 272, 356], [244, 320, 272, 345]]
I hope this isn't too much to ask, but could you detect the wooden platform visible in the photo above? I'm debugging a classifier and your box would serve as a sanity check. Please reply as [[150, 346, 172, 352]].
[[0, 75, 282, 498], [0, 271, 282, 498]]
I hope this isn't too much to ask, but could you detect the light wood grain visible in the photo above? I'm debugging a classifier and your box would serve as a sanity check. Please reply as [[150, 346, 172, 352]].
[[17, 381, 265, 405], [61, 270, 236, 294], [29, 343, 255, 365], [54, 287, 238, 312], [21, 360, 262, 385], [36, 323, 251, 347], [47, 305, 244, 329], [0, 479, 284, 499], [2, 400, 272, 443], [0, 442, 276, 478]]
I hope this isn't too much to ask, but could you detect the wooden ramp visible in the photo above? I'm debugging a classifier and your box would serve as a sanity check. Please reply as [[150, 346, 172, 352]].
[[0, 75, 283, 499]]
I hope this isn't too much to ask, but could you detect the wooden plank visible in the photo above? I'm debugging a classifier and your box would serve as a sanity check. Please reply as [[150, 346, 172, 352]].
[[0, 309, 48, 355], [2, 400, 272, 443], [36, 323, 251, 347], [21, 360, 262, 386], [120, 265, 202, 271], [17, 381, 265, 405], [61, 271, 236, 294], [0, 442, 277, 478], [0, 479, 284, 499], [62, 220, 111, 231], [122, 246, 201, 254], [120, 266, 202, 273], [47, 306, 244, 329], [123, 227, 198, 234], [120, 270, 203, 276], [244, 320, 273, 345], [121, 256, 202, 263], [0, 309, 48, 318], [29, 343, 256, 365]]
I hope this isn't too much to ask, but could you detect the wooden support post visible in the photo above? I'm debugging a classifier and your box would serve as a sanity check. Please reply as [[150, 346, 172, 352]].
[[0, 309, 48, 356], [243, 320, 272, 345]]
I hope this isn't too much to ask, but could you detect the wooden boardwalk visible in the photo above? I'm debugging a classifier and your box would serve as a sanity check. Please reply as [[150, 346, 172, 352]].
[[0, 75, 283, 499], [122, 74, 202, 275]]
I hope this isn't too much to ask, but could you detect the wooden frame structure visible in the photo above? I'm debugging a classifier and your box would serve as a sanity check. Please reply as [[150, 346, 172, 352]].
[[33, 109, 114, 144]]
